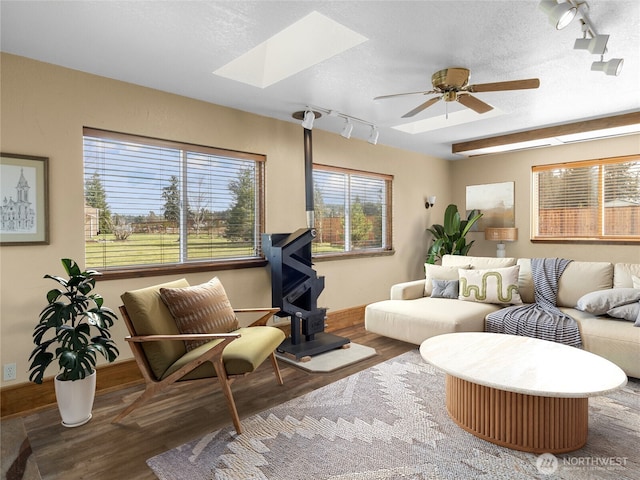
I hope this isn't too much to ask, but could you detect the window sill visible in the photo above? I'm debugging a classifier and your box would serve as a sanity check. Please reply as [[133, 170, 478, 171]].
[[93, 258, 267, 281], [531, 238, 640, 245], [313, 249, 395, 262]]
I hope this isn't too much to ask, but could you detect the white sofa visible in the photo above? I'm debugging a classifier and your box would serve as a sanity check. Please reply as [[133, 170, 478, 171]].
[[365, 255, 640, 378]]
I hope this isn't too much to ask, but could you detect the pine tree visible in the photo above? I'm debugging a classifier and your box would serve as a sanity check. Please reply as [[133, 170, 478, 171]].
[[162, 175, 180, 226], [85, 171, 111, 234], [224, 169, 255, 242]]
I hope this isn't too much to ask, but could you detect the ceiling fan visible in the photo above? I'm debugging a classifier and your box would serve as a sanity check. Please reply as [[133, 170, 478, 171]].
[[375, 67, 540, 118]]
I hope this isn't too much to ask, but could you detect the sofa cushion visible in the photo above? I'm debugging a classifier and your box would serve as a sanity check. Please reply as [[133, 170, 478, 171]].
[[431, 279, 459, 299], [160, 277, 239, 351], [557, 261, 613, 308], [424, 264, 470, 296], [635, 275, 640, 289], [562, 307, 640, 378], [576, 288, 640, 315], [121, 278, 190, 380], [607, 302, 640, 323], [613, 263, 640, 288], [365, 297, 500, 345], [458, 265, 523, 305], [442, 254, 516, 269]]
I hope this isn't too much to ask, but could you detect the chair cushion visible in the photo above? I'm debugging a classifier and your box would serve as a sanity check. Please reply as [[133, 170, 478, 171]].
[[159, 277, 240, 351], [121, 278, 190, 380], [162, 326, 286, 380]]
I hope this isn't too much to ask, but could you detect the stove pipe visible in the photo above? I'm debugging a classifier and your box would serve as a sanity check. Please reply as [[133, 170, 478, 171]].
[[304, 127, 314, 229]]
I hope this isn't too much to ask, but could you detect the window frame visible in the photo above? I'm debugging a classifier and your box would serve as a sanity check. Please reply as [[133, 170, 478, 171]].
[[83, 128, 266, 280], [531, 154, 640, 244], [311, 163, 394, 260]]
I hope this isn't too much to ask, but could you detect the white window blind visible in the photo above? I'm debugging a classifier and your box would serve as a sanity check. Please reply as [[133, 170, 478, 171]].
[[532, 155, 640, 241], [83, 128, 264, 270], [312, 164, 392, 255]]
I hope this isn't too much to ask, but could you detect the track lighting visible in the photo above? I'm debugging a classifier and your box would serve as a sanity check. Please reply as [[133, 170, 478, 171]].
[[573, 34, 609, 55], [368, 126, 379, 145], [341, 119, 353, 139], [538, 0, 577, 30], [301, 110, 315, 130], [591, 58, 624, 76]]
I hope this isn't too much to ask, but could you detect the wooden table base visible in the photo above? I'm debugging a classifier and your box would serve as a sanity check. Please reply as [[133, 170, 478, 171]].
[[445, 375, 589, 453]]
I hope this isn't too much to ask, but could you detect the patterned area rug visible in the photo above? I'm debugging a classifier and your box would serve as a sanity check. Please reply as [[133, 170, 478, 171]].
[[148, 350, 640, 480], [0, 417, 42, 480]]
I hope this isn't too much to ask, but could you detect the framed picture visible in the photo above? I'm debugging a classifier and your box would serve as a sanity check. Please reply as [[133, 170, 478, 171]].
[[466, 181, 515, 231], [1, 153, 50, 245]]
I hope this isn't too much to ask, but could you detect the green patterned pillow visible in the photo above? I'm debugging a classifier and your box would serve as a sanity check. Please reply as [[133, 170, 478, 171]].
[[458, 265, 523, 305]]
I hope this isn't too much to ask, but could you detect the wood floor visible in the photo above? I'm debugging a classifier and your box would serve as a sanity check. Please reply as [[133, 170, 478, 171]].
[[16, 325, 415, 479]]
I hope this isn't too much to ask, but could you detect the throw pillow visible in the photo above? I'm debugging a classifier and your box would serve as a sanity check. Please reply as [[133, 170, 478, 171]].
[[607, 301, 640, 323], [431, 279, 459, 299], [159, 277, 239, 351], [458, 265, 523, 305], [424, 263, 471, 296], [633, 275, 640, 289], [575, 288, 640, 315]]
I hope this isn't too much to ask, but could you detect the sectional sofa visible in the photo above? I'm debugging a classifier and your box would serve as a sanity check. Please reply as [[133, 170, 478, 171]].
[[365, 255, 640, 378]]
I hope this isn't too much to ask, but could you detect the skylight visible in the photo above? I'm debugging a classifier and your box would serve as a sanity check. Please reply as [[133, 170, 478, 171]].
[[391, 107, 505, 135], [213, 11, 368, 88]]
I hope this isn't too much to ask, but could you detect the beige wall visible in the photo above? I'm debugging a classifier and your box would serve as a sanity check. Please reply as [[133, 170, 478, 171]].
[[2, 53, 638, 387], [0, 53, 450, 385], [450, 136, 640, 263]]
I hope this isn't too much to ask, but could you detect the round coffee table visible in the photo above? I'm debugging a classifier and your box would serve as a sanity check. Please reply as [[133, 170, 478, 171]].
[[420, 332, 627, 453]]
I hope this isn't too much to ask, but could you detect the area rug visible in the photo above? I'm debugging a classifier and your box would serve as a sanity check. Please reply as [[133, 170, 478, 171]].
[[148, 350, 640, 480], [276, 343, 377, 373]]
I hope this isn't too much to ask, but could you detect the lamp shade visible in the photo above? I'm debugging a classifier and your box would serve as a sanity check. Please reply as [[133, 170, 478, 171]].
[[485, 227, 518, 242]]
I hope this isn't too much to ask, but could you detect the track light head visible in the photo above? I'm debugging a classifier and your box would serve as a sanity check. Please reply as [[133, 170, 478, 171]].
[[341, 119, 353, 139], [591, 58, 624, 76], [539, 0, 577, 30], [301, 110, 315, 129], [368, 126, 379, 145], [574, 34, 609, 55]]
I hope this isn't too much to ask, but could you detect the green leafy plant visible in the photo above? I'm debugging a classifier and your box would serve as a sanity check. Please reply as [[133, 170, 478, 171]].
[[426, 204, 483, 264], [29, 259, 119, 383]]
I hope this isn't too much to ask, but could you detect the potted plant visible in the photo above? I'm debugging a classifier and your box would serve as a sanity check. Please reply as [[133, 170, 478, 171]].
[[426, 203, 483, 264], [28, 258, 119, 427]]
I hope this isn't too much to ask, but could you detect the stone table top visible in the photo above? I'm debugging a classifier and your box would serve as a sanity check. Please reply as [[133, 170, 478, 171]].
[[420, 332, 627, 398]]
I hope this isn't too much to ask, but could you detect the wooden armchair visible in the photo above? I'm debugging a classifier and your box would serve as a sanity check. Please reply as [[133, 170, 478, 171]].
[[113, 278, 285, 434]]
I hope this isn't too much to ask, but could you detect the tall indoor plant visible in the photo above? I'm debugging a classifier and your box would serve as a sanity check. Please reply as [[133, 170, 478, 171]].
[[29, 258, 119, 427], [426, 203, 483, 264]]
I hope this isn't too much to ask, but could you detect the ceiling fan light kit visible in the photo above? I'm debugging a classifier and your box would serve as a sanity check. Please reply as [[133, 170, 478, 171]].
[[541, 0, 624, 76]]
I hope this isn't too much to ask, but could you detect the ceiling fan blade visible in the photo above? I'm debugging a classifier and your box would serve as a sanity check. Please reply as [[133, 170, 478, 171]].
[[374, 90, 437, 100], [401, 96, 441, 118], [457, 94, 493, 114], [467, 78, 540, 93]]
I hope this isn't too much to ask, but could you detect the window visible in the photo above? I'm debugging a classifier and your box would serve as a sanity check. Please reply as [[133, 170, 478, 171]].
[[83, 128, 265, 275], [312, 164, 392, 256], [532, 155, 640, 241]]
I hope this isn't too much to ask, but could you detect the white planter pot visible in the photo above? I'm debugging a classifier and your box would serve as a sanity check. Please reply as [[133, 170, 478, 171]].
[[54, 370, 96, 427]]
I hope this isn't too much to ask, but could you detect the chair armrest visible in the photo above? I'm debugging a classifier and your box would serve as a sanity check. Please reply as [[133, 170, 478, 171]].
[[125, 333, 241, 343], [234, 307, 280, 327], [390, 279, 426, 300]]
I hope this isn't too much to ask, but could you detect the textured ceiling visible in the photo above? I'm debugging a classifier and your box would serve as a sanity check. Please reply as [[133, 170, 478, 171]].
[[1, 0, 639, 159]]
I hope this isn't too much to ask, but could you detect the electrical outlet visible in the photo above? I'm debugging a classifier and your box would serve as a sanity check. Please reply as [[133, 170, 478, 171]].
[[3, 363, 17, 381]]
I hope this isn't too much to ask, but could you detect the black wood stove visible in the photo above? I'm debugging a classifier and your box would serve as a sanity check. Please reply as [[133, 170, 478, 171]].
[[262, 115, 349, 360]]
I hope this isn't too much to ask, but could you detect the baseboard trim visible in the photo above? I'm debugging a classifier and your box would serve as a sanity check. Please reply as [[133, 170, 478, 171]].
[[0, 360, 143, 419], [0, 305, 365, 418]]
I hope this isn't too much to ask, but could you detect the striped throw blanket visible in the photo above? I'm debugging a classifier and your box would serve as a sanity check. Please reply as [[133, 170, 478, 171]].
[[485, 258, 582, 348]]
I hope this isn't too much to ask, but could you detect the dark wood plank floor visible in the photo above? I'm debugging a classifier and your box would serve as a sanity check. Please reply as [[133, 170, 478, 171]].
[[20, 325, 415, 479]]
